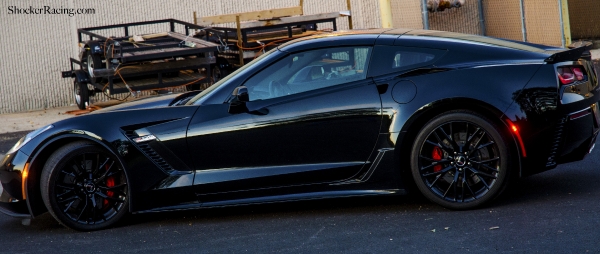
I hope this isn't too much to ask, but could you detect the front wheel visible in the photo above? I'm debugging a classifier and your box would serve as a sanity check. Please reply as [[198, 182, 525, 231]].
[[410, 111, 511, 210], [41, 141, 129, 231]]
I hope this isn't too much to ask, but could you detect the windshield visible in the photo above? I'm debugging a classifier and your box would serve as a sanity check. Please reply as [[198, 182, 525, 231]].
[[186, 49, 278, 105]]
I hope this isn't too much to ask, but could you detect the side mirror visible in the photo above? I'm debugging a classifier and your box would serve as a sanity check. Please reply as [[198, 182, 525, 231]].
[[228, 86, 269, 115], [228, 86, 249, 114], [232, 86, 249, 102]]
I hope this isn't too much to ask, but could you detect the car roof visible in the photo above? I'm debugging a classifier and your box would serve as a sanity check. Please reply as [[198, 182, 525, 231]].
[[278, 28, 556, 55]]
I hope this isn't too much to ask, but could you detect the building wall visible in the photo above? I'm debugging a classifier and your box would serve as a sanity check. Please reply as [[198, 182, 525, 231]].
[[1, 0, 584, 114], [482, 0, 523, 41], [428, 0, 482, 35], [523, 0, 563, 47], [390, 0, 483, 35], [0, 0, 373, 114], [568, 0, 600, 40], [391, 0, 423, 29]]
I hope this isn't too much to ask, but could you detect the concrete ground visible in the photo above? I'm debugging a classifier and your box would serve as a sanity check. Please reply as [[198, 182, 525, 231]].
[[0, 106, 78, 134], [0, 106, 78, 158]]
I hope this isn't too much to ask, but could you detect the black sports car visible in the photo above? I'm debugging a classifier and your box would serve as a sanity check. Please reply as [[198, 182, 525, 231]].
[[1, 29, 599, 231]]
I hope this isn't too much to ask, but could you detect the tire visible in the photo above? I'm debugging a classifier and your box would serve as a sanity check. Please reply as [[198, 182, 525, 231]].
[[410, 110, 511, 210], [73, 80, 89, 110], [212, 64, 224, 83], [41, 141, 129, 231], [186, 83, 201, 91], [80, 51, 103, 84]]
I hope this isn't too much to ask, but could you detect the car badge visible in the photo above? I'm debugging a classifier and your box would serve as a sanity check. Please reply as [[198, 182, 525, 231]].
[[133, 134, 157, 143]]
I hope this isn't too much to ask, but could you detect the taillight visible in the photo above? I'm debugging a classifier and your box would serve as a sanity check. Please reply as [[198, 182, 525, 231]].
[[557, 66, 585, 85], [572, 68, 584, 81]]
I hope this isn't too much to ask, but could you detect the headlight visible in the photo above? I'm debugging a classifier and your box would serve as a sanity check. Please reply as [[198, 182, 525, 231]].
[[6, 125, 53, 154]]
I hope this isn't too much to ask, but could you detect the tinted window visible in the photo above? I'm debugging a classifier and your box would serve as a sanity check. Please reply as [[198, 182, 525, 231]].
[[243, 46, 372, 101], [393, 51, 435, 68], [368, 45, 446, 77]]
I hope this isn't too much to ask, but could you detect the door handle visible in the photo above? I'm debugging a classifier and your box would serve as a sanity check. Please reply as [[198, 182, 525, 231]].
[[249, 108, 269, 115]]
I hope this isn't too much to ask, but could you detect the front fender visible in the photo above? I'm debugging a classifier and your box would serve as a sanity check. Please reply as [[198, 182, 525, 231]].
[[24, 131, 128, 217]]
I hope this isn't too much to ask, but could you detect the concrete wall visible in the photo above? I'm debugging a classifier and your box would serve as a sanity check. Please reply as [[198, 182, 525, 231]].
[[0, 0, 381, 114]]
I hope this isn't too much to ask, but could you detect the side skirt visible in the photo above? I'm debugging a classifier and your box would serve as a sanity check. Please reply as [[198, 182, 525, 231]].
[[134, 189, 405, 214]]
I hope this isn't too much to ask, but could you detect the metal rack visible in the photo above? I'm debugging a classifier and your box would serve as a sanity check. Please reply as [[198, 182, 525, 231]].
[[62, 6, 351, 110], [62, 19, 219, 109], [194, 8, 350, 67]]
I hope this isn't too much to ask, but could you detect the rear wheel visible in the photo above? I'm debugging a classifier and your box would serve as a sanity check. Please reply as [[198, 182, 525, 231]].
[[41, 141, 129, 231], [410, 111, 510, 209]]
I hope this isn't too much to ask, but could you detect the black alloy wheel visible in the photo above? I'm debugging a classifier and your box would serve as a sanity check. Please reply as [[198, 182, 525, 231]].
[[410, 111, 510, 209], [41, 141, 129, 231]]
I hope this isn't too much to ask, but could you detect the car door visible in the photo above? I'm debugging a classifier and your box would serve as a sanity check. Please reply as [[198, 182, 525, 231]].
[[187, 46, 382, 194]]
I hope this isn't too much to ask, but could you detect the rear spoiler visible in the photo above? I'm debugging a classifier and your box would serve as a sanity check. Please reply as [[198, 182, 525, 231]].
[[544, 41, 593, 64]]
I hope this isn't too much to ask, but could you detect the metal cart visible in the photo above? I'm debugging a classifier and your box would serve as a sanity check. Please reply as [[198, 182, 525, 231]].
[[193, 7, 350, 78], [62, 6, 350, 110], [62, 19, 220, 109]]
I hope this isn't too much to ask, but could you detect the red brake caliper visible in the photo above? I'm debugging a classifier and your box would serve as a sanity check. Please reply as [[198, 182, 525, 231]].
[[103, 164, 115, 207], [432, 146, 443, 172]]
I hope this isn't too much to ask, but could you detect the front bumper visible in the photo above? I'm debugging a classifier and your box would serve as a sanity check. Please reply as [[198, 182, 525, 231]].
[[0, 151, 32, 219], [0, 199, 31, 219]]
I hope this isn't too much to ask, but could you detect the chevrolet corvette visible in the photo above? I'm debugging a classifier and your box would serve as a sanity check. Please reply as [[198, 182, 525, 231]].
[[1, 28, 598, 231]]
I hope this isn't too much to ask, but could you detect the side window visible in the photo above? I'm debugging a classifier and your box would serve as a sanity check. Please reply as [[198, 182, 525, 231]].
[[392, 51, 435, 68], [368, 45, 446, 77], [243, 46, 372, 101]]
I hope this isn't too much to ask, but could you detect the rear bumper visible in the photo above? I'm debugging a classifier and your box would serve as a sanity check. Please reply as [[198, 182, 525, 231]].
[[555, 103, 600, 164], [521, 101, 600, 177]]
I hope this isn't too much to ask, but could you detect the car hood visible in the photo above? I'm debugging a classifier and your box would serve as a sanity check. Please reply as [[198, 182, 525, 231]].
[[97, 91, 202, 112]]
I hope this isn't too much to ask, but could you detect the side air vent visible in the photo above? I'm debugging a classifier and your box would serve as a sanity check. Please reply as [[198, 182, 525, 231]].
[[124, 130, 175, 172], [546, 118, 566, 168]]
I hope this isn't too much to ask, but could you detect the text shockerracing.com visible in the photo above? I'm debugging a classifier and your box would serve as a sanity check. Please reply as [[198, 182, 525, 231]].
[[7, 6, 95, 17]]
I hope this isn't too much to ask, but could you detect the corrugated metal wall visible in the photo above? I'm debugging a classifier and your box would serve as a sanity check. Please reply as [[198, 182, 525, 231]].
[[0, 0, 381, 114], [568, 0, 600, 40], [483, 0, 523, 41]]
